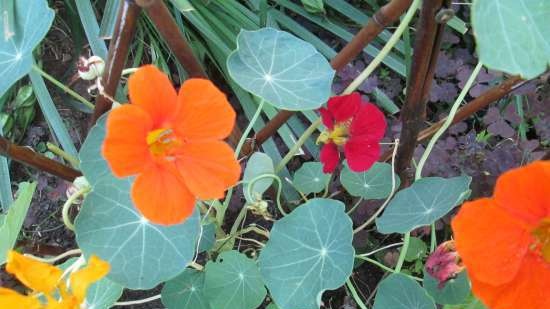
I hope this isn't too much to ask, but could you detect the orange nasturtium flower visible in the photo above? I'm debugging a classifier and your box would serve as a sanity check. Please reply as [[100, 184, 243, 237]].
[[0, 251, 110, 309], [102, 65, 241, 225], [451, 161, 550, 309]]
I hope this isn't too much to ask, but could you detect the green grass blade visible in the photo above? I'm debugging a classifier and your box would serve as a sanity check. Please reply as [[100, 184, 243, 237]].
[[99, 0, 121, 39], [28, 67, 78, 158], [74, 0, 108, 58], [0, 127, 12, 212]]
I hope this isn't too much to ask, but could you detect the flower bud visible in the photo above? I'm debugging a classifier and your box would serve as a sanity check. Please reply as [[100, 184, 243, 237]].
[[78, 56, 105, 80], [425, 240, 464, 288]]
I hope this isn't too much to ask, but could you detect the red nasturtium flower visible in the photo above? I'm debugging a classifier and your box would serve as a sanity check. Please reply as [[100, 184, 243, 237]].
[[103, 65, 241, 225], [317, 93, 386, 173], [452, 161, 550, 309]]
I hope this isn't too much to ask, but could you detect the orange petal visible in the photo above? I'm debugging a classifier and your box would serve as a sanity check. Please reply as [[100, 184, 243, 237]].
[[0, 288, 43, 309], [131, 162, 196, 225], [69, 256, 110, 303], [175, 141, 241, 199], [103, 105, 153, 177], [128, 65, 178, 127], [6, 251, 62, 294], [470, 253, 550, 309], [494, 161, 550, 225], [451, 198, 533, 286], [173, 79, 236, 141]]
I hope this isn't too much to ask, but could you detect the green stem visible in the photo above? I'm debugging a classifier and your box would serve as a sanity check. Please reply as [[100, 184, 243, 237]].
[[220, 99, 265, 222], [430, 223, 437, 252], [62, 187, 90, 231], [346, 279, 369, 309], [346, 198, 363, 215], [275, 118, 321, 173], [47, 142, 79, 168], [228, 202, 249, 237], [355, 255, 423, 282], [246, 173, 285, 216], [415, 62, 483, 179], [343, 0, 422, 95], [32, 65, 95, 110], [393, 232, 410, 273]]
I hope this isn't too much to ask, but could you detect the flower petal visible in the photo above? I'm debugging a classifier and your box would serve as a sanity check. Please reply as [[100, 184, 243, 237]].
[[128, 65, 178, 127], [175, 141, 241, 199], [320, 143, 339, 173], [69, 256, 110, 303], [327, 93, 361, 122], [131, 163, 196, 225], [319, 107, 334, 130], [0, 288, 42, 309], [451, 198, 532, 286], [6, 251, 62, 294], [343, 139, 380, 172], [173, 79, 236, 141], [349, 103, 386, 141], [470, 253, 550, 309], [494, 161, 550, 225], [103, 105, 153, 177]]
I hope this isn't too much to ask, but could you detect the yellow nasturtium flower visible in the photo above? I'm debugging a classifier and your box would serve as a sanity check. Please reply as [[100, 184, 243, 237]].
[[0, 251, 110, 309]]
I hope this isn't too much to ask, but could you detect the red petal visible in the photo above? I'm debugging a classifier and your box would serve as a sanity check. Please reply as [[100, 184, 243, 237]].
[[494, 161, 550, 225], [319, 107, 334, 130], [131, 163, 196, 225], [327, 93, 361, 122], [103, 105, 153, 177], [343, 139, 380, 172], [320, 143, 339, 173], [451, 198, 532, 286], [128, 65, 178, 127], [350, 103, 386, 141]]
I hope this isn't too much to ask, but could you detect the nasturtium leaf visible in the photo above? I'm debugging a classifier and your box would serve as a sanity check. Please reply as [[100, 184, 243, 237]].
[[374, 274, 436, 309], [227, 27, 335, 111], [204, 251, 266, 309], [472, 0, 550, 78], [76, 114, 201, 289], [0, 182, 36, 264], [266, 304, 281, 309], [424, 270, 470, 305], [198, 221, 216, 253], [404, 237, 428, 262], [59, 257, 124, 309], [376, 176, 471, 234], [259, 198, 354, 309], [293, 162, 330, 194], [443, 294, 488, 309], [243, 152, 274, 203], [0, 0, 55, 97], [340, 163, 399, 199], [162, 269, 211, 309], [79, 114, 109, 185]]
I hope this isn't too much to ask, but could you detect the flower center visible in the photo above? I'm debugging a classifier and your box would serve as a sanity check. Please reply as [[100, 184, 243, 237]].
[[532, 218, 550, 263], [317, 123, 349, 146], [146, 128, 180, 157]]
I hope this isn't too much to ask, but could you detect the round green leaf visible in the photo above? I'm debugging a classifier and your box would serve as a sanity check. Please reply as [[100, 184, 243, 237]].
[[373, 273, 436, 309], [376, 176, 471, 234], [204, 251, 266, 309], [76, 114, 201, 289], [472, 0, 550, 78], [258, 198, 354, 309], [243, 152, 274, 203], [424, 270, 470, 305], [162, 269, 211, 309], [404, 237, 428, 262], [0, 0, 55, 97], [227, 28, 335, 111], [293, 162, 330, 194], [340, 163, 400, 199]]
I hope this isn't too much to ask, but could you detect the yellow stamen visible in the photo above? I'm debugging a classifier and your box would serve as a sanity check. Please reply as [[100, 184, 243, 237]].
[[146, 128, 180, 156], [532, 218, 550, 263], [316, 123, 349, 146]]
